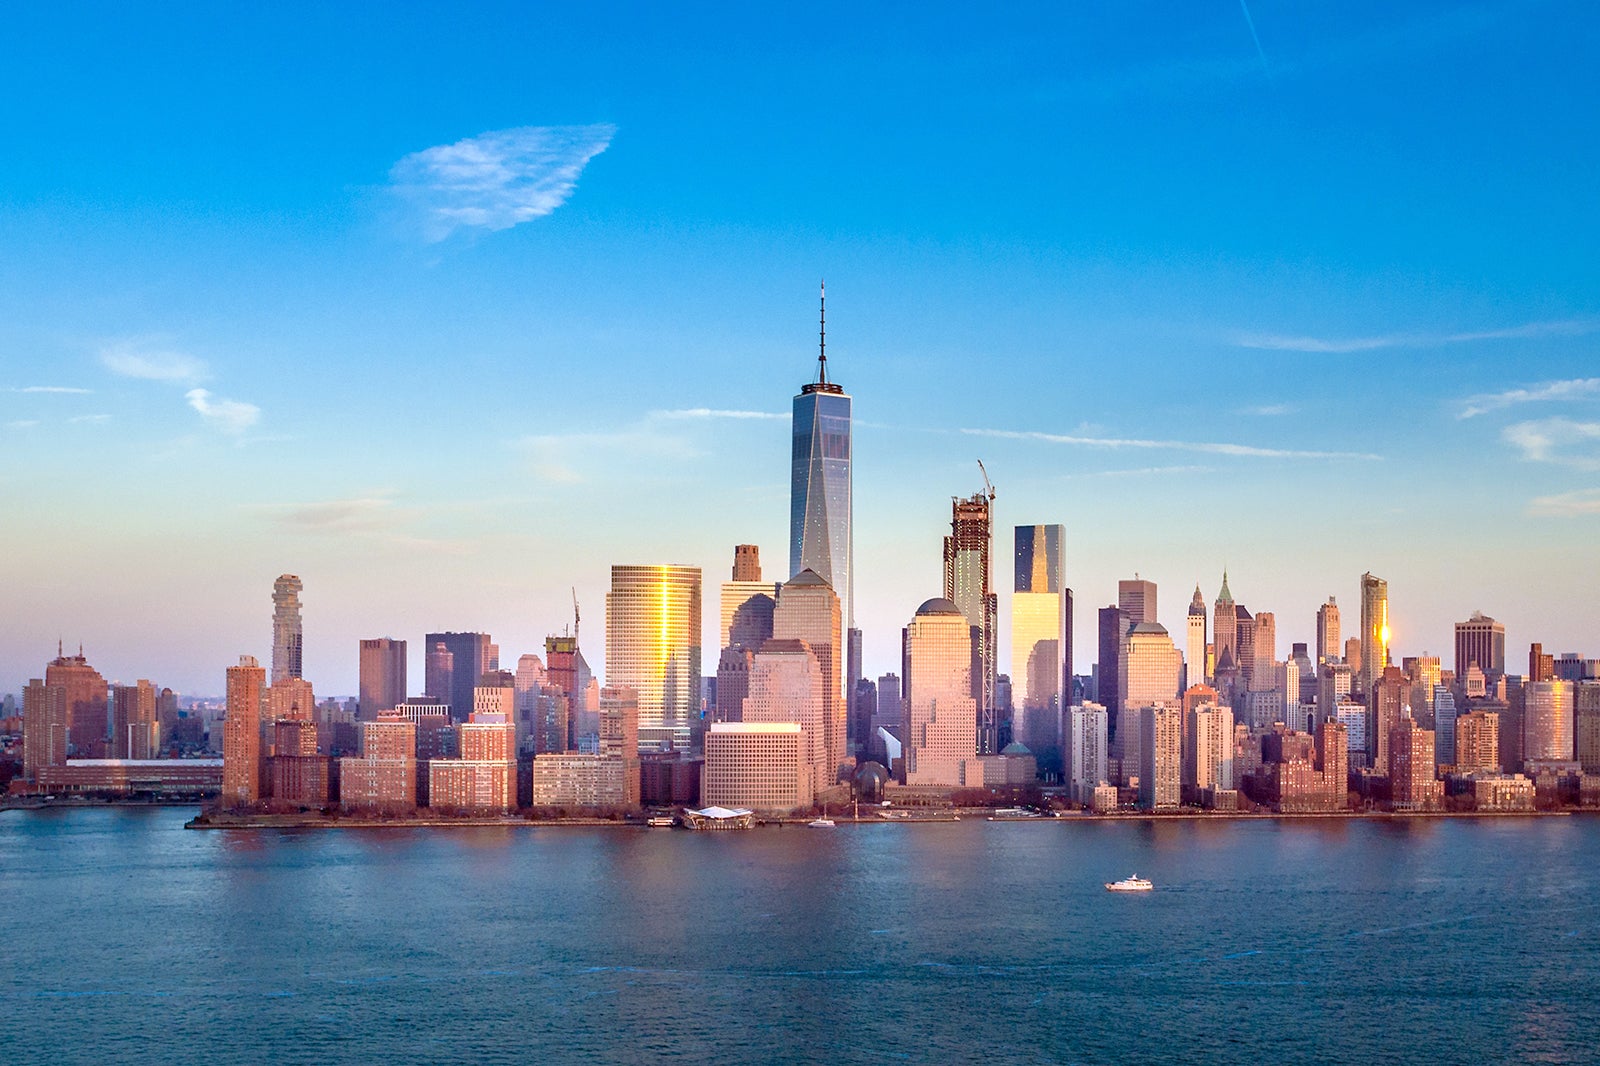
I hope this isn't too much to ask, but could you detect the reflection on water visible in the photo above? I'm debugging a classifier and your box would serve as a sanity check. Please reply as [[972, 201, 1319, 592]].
[[2, 808, 1599, 1064]]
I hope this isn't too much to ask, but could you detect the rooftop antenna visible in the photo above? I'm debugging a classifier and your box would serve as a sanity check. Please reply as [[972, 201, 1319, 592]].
[[817, 279, 828, 385]]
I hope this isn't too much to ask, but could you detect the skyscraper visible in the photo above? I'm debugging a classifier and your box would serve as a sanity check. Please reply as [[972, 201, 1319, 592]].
[[1012, 524, 1067, 759], [742, 638, 828, 793], [22, 679, 67, 780], [790, 284, 852, 629], [1212, 572, 1237, 680], [1358, 572, 1389, 697], [271, 574, 304, 684], [1454, 612, 1506, 678], [605, 564, 702, 752], [1523, 680, 1575, 764], [223, 655, 265, 808], [1316, 598, 1341, 664], [1118, 577, 1157, 629], [771, 569, 844, 788], [903, 598, 977, 786], [111, 679, 159, 759], [1251, 612, 1277, 693], [46, 643, 109, 759], [424, 631, 496, 721], [358, 638, 407, 721], [1186, 587, 1208, 688], [944, 488, 997, 753], [720, 544, 777, 650]]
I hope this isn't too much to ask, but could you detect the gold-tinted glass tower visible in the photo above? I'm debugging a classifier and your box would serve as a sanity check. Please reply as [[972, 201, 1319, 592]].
[[605, 565, 702, 752]]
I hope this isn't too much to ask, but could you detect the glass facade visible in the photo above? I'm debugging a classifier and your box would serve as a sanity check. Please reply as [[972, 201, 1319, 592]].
[[790, 386, 852, 625]]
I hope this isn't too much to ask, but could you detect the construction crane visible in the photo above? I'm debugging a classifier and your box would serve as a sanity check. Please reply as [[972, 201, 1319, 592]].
[[977, 459, 995, 502], [571, 588, 580, 645]]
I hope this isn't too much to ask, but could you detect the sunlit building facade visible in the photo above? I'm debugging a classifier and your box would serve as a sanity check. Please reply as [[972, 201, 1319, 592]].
[[222, 655, 265, 808], [903, 598, 977, 786], [1358, 572, 1389, 696], [605, 564, 703, 752], [358, 637, 407, 721], [1012, 524, 1067, 758], [771, 569, 843, 784]]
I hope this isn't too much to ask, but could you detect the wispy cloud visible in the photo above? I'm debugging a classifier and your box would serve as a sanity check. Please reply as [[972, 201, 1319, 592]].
[[7, 420, 40, 429], [99, 342, 208, 383], [67, 414, 111, 424], [256, 492, 466, 552], [391, 124, 616, 241], [10, 385, 91, 394], [1458, 377, 1600, 419], [272, 494, 406, 532], [185, 389, 261, 435], [961, 427, 1381, 461], [1502, 417, 1600, 470], [653, 408, 786, 421], [1062, 464, 1215, 480], [1528, 488, 1600, 517], [1242, 403, 1296, 416], [1233, 318, 1599, 354]]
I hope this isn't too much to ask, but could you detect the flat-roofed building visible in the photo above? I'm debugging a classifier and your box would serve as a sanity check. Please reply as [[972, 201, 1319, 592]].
[[1455, 710, 1500, 774], [340, 716, 418, 814], [22, 679, 67, 781], [1524, 680, 1575, 763], [703, 722, 812, 813], [34, 758, 223, 797], [530, 754, 629, 808], [1390, 718, 1443, 809]]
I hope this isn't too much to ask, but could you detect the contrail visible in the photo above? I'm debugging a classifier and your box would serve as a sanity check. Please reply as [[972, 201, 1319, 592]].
[[1238, 0, 1272, 79]]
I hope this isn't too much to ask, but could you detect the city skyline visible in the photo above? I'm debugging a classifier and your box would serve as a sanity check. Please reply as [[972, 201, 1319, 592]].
[[4, 3, 1600, 695]]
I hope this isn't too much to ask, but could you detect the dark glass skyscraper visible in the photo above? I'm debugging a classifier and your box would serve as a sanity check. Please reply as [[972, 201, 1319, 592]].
[[789, 285, 852, 627]]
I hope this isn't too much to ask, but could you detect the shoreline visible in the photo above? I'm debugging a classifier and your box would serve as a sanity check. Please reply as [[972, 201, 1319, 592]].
[[3, 799, 1583, 828]]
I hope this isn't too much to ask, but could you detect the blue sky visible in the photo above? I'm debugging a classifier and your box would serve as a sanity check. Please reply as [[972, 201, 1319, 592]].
[[3, 1, 1598, 696]]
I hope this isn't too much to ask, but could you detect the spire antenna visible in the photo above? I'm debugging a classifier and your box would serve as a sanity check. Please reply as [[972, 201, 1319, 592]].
[[817, 279, 827, 385]]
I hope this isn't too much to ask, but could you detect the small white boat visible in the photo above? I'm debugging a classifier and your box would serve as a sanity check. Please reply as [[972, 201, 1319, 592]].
[[1105, 874, 1153, 892], [645, 816, 675, 828], [807, 818, 836, 828]]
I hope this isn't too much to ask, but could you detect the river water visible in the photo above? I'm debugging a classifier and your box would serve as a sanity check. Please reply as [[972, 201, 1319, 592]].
[[3, 808, 1596, 1064]]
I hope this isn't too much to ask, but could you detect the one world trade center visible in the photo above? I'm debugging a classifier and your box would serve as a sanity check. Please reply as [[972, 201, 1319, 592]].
[[789, 283, 853, 629]]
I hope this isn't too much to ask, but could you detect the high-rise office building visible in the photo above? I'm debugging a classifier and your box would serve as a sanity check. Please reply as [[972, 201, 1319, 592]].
[[1097, 605, 1126, 723], [790, 284, 853, 629], [1012, 524, 1067, 757], [1523, 680, 1575, 764], [944, 490, 997, 753], [223, 655, 265, 808], [771, 569, 844, 788], [1117, 623, 1181, 779], [742, 638, 828, 793], [271, 574, 304, 685], [1433, 685, 1458, 768], [1454, 612, 1506, 678], [720, 544, 777, 650], [1212, 572, 1237, 681], [1529, 644, 1555, 684], [605, 565, 702, 752], [1118, 577, 1157, 629], [46, 644, 109, 759], [425, 642, 453, 705], [1186, 587, 1208, 688], [903, 598, 977, 786], [1120, 624, 1182, 713], [358, 638, 407, 721], [598, 685, 641, 807], [1251, 612, 1277, 693], [1316, 598, 1341, 664], [704, 722, 812, 813], [1358, 572, 1389, 696], [424, 631, 496, 722], [22, 679, 67, 780]]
